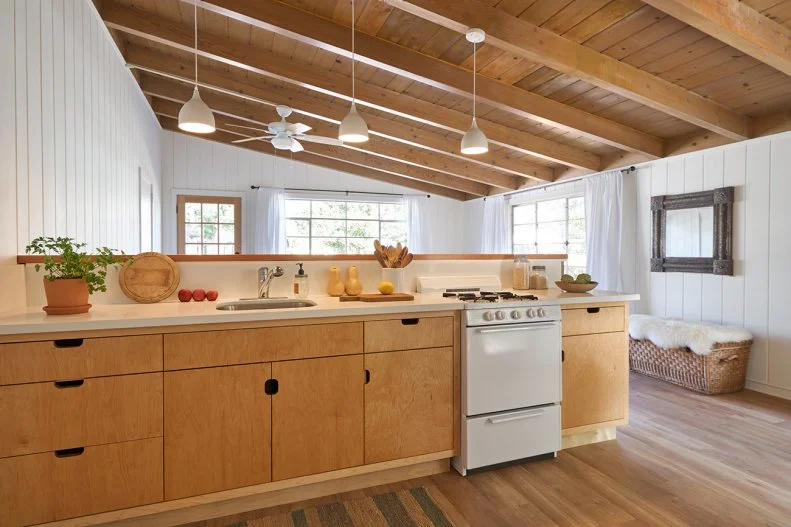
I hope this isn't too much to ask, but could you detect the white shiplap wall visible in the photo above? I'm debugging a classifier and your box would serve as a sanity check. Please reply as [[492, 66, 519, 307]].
[[623, 131, 791, 399], [0, 0, 162, 264], [160, 131, 465, 254]]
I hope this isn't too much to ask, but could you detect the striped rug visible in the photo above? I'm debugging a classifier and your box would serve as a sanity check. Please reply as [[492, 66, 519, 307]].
[[225, 487, 454, 527]]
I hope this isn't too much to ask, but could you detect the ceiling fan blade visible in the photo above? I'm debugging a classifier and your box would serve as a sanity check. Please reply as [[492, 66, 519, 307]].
[[287, 122, 312, 135], [297, 134, 344, 146], [232, 136, 274, 144], [227, 123, 270, 133], [290, 138, 305, 152]]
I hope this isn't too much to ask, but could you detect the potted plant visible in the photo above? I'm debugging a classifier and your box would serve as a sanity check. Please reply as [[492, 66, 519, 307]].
[[25, 237, 127, 315]]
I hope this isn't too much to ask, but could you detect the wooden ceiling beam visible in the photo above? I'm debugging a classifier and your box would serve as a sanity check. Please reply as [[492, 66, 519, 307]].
[[149, 92, 493, 197], [124, 47, 554, 182], [140, 74, 519, 191], [640, 0, 791, 77], [158, 117, 472, 200], [194, 0, 662, 156], [386, 0, 752, 141], [102, 2, 601, 172]]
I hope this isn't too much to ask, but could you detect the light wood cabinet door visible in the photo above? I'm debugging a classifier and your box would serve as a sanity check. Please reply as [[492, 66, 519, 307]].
[[365, 347, 454, 464], [562, 333, 628, 431], [272, 355, 364, 481], [164, 364, 271, 499]]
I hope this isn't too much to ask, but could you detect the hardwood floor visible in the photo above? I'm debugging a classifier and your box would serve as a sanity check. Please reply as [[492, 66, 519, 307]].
[[183, 374, 791, 526]]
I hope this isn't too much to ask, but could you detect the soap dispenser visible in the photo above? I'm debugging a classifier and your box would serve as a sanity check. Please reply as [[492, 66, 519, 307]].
[[293, 263, 309, 299]]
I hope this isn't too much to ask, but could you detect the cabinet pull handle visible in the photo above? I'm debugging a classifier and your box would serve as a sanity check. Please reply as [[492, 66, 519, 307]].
[[586, 307, 600, 314], [562, 349, 565, 362], [55, 447, 84, 458], [54, 338, 84, 348], [365, 369, 371, 384], [54, 379, 84, 388], [401, 318, 419, 326], [264, 378, 279, 395]]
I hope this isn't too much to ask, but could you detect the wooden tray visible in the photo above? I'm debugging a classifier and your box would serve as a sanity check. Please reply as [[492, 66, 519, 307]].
[[339, 293, 415, 302], [119, 252, 180, 303]]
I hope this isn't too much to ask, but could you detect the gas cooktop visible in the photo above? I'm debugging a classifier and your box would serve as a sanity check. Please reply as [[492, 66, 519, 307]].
[[442, 290, 539, 303]]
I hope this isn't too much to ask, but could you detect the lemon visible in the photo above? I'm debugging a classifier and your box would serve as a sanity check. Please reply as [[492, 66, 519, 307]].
[[378, 281, 395, 295]]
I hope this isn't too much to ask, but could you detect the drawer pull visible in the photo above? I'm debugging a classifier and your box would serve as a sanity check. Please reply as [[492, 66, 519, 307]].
[[264, 378, 279, 395], [488, 409, 546, 424], [54, 379, 84, 388], [54, 338, 84, 348], [55, 447, 85, 458], [401, 318, 420, 326], [586, 307, 600, 314], [365, 369, 371, 384]]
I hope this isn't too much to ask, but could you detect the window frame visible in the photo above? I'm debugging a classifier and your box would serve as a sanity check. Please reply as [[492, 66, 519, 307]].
[[176, 194, 242, 255]]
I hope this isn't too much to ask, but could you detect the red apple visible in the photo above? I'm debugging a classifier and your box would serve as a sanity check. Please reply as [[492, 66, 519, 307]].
[[206, 290, 219, 301], [192, 289, 206, 302], [177, 289, 193, 302]]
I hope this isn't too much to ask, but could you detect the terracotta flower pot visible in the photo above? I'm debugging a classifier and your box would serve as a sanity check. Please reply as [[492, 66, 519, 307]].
[[42, 278, 92, 315]]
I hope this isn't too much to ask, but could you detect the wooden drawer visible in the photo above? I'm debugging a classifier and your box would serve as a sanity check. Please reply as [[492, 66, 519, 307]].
[[364, 316, 454, 353], [562, 305, 625, 336], [0, 373, 163, 458], [0, 334, 163, 386], [0, 437, 163, 527], [164, 322, 363, 370]]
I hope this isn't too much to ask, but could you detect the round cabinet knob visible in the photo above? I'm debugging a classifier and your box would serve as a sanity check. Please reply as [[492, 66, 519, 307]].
[[495, 310, 506, 320], [511, 310, 522, 320], [526, 308, 536, 318], [537, 308, 547, 318], [483, 311, 495, 321]]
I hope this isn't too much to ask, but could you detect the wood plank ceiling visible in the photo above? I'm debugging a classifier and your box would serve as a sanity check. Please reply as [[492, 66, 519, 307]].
[[98, 0, 791, 200]]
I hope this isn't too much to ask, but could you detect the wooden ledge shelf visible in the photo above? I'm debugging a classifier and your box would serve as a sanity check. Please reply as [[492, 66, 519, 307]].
[[16, 254, 569, 264]]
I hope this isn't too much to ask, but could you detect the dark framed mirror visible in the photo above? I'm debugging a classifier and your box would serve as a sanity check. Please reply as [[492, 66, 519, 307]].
[[651, 186, 734, 275]]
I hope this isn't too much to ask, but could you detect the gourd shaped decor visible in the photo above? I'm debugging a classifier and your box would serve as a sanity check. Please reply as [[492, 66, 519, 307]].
[[327, 266, 346, 296], [345, 266, 363, 296]]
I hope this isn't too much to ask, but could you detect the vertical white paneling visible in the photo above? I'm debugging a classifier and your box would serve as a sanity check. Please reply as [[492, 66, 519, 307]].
[[0, 0, 16, 262], [14, 1, 28, 255], [649, 160, 668, 317], [53, 0, 67, 236], [621, 171, 637, 295], [41, 1, 56, 237], [701, 149, 725, 323], [634, 167, 652, 314], [64, 0, 77, 237], [768, 136, 791, 389], [682, 154, 703, 322], [26, 0, 43, 241], [722, 146, 746, 327], [744, 141, 771, 384], [664, 157, 684, 319]]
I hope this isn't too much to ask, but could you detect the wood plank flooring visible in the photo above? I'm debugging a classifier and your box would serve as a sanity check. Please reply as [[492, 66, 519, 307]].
[[183, 374, 791, 526]]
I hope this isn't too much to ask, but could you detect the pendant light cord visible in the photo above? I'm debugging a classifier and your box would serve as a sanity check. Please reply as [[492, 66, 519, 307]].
[[194, 1, 198, 86], [351, 0, 356, 102], [472, 41, 476, 121]]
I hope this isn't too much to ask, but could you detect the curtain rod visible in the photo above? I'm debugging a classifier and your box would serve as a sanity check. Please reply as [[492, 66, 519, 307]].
[[250, 186, 430, 199]]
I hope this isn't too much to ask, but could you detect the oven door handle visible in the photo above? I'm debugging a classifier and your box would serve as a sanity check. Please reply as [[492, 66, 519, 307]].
[[487, 408, 548, 424], [477, 322, 557, 334]]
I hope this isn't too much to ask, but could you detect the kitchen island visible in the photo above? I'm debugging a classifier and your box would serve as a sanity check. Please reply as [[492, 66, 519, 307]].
[[0, 289, 637, 527]]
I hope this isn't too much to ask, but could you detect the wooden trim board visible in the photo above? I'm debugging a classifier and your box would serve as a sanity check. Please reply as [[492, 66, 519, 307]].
[[17, 254, 569, 263]]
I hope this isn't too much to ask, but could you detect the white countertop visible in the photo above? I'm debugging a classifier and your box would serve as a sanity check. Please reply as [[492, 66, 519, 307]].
[[0, 289, 639, 336]]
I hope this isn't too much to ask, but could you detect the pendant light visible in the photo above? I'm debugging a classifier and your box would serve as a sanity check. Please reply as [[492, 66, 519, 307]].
[[338, 0, 369, 143], [461, 28, 488, 155], [178, 1, 215, 134]]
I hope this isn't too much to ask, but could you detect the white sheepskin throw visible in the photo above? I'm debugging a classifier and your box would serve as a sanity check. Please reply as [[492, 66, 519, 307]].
[[629, 315, 752, 356]]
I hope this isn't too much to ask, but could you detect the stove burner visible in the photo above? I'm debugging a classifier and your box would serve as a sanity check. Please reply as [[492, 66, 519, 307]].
[[445, 290, 539, 302]]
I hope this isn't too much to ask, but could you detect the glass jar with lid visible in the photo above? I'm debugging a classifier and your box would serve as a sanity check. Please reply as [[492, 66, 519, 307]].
[[512, 255, 530, 290], [529, 264, 548, 290]]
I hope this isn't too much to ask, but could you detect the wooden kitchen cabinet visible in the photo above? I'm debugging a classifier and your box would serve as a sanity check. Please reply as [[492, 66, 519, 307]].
[[561, 332, 628, 430], [164, 363, 272, 499], [364, 347, 454, 464], [272, 355, 364, 480]]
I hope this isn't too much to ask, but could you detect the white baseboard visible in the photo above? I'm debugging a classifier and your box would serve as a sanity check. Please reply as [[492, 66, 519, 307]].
[[745, 380, 791, 401]]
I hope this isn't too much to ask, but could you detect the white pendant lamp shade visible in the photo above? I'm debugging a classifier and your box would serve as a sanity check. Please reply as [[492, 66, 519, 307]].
[[338, 103, 369, 143], [461, 118, 488, 155], [179, 87, 215, 134]]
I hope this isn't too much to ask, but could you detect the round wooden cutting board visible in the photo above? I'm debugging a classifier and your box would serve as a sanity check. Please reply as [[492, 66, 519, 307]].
[[119, 252, 180, 303]]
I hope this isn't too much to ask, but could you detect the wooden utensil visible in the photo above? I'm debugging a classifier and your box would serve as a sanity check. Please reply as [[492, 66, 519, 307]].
[[339, 293, 415, 302], [119, 252, 180, 303], [400, 253, 413, 268]]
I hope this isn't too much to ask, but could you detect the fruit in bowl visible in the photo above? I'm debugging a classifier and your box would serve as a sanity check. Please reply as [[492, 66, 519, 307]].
[[555, 273, 598, 293]]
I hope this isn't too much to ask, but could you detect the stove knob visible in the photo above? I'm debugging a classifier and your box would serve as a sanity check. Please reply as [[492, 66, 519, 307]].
[[526, 308, 536, 318], [483, 311, 495, 321], [495, 310, 506, 320], [511, 310, 522, 320], [537, 308, 547, 318]]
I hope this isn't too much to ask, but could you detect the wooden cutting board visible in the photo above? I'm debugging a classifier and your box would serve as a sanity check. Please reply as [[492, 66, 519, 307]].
[[339, 293, 415, 302], [119, 252, 180, 303]]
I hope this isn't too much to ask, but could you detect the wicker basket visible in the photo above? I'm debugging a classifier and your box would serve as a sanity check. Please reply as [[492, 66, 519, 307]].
[[629, 338, 752, 395]]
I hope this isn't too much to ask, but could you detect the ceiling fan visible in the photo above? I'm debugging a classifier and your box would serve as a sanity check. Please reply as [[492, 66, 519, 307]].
[[227, 105, 343, 152]]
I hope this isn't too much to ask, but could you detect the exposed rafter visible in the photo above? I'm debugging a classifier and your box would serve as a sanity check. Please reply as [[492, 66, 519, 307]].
[[193, 0, 663, 155], [385, 0, 752, 141], [640, 0, 791, 77]]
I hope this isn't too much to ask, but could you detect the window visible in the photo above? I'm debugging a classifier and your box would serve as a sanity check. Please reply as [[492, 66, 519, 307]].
[[512, 196, 586, 275], [284, 199, 407, 255], [177, 195, 241, 255]]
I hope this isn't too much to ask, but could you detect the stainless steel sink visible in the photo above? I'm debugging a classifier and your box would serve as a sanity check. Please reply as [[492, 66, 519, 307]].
[[216, 299, 317, 311]]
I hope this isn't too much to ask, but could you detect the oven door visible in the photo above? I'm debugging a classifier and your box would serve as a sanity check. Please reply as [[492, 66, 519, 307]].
[[464, 321, 561, 416]]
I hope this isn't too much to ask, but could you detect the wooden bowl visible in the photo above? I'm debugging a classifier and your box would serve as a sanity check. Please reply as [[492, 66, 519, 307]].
[[555, 281, 598, 293]]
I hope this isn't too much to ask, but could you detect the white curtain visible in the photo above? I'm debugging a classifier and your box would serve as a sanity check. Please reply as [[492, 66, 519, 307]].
[[585, 170, 623, 291], [253, 187, 286, 254], [405, 194, 432, 253], [480, 195, 511, 253]]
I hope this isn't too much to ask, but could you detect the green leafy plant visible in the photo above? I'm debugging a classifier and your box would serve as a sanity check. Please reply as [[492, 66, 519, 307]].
[[25, 237, 128, 294]]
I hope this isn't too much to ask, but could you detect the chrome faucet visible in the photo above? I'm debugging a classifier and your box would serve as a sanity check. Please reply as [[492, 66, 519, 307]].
[[258, 266, 284, 299]]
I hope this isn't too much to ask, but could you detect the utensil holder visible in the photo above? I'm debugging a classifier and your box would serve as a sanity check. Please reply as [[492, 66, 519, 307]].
[[381, 268, 406, 293]]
